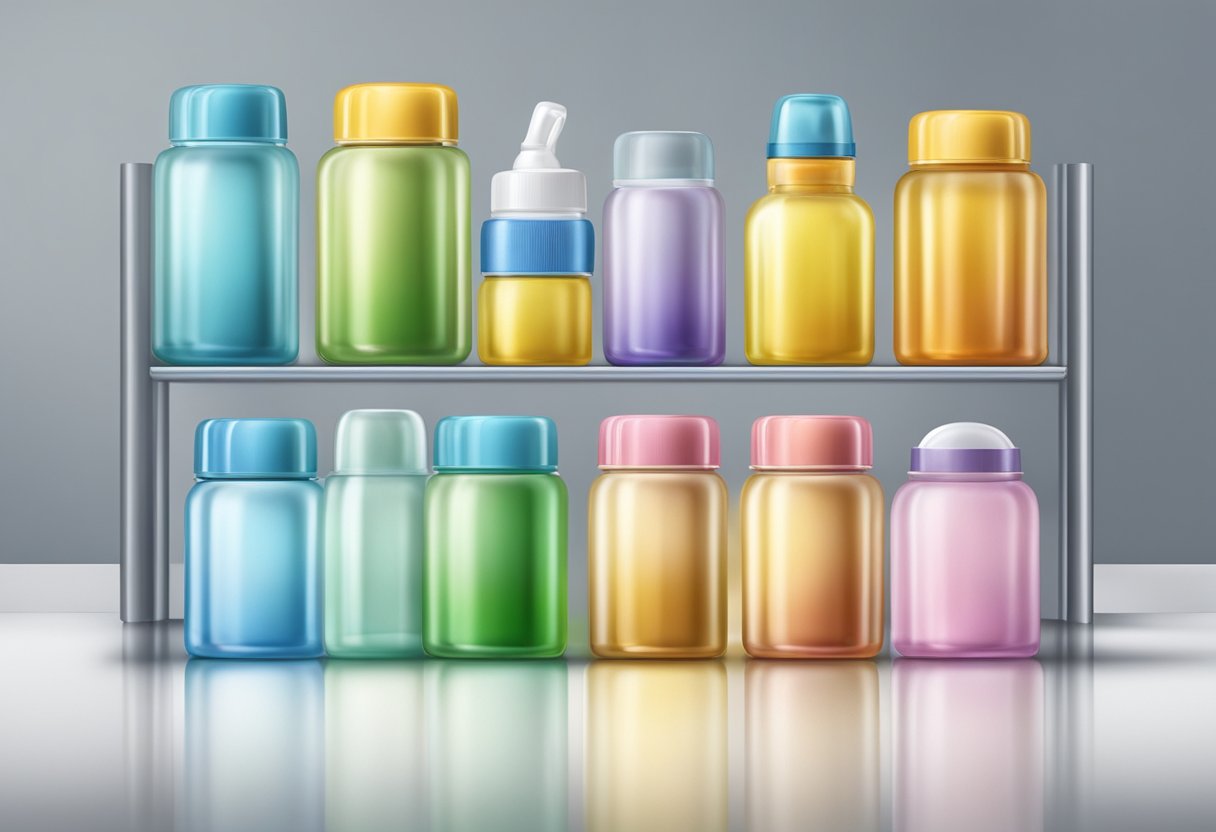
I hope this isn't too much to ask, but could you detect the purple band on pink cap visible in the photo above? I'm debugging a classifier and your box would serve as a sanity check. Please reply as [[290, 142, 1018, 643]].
[[910, 448, 1022, 473]]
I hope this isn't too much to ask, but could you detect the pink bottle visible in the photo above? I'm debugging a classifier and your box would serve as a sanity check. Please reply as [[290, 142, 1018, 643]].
[[891, 422, 1039, 658]]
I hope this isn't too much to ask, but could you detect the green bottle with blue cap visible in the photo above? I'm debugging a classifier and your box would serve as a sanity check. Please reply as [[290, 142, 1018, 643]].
[[745, 94, 874, 365], [424, 415, 568, 657]]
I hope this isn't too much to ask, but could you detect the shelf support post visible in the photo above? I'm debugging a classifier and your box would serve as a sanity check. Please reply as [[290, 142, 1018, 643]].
[[120, 163, 167, 622], [1057, 162, 1094, 624]]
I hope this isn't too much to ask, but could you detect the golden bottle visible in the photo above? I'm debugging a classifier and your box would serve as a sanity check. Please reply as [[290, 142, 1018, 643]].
[[745, 94, 874, 365], [742, 416, 884, 659], [589, 415, 727, 658], [895, 110, 1047, 365], [478, 102, 593, 365]]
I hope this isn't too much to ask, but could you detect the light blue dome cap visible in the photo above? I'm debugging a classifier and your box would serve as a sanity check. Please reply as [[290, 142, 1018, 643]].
[[194, 418, 316, 478], [614, 131, 714, 183], [434, 416, 558, 472], [767, 94, 855, 158], [170, 84, 288, 144]]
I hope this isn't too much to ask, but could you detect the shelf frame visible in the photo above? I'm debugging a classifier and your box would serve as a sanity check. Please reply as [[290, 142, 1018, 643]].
[[118, 161, 1094, 625]]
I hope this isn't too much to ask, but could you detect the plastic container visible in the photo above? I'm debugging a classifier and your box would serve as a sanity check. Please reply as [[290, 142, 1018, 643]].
[[317, 83, 470, 364], [324, 409, 428, 658], [185, 418, 322, 658], [589, 415, 727, 658], [424, 416, 567, 657], [479, 102, 594, 365], [602, 132, 725, 365], [742, 415, 884, 658], [745, 94, 874, 365], [895, 110, 1047, 365], [891, 423, 1040, 658], [154, 84, 299, 365]]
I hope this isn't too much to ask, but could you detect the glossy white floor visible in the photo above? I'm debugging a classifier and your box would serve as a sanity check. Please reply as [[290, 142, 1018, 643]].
[[1, 614, 1214, 832]]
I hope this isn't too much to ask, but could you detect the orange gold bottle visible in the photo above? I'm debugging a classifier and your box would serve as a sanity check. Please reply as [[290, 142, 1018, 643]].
[[742, 416, 883, 658], [589, 415, 727, 658], [895, 110, 1047, 365]]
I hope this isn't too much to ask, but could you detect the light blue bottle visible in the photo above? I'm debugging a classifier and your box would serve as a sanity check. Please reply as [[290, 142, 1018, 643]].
[[185, 418, 322, 658], [154, 84, 299, 365], [324, 409, 429, 658]]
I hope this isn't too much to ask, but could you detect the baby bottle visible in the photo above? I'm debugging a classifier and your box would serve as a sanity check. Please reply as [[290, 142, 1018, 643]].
[[317, 83, 471, 364], [479, 102, 594, 365], [154, 84, 299, 365], [891, 422, 1040, 657], [424, 415, 567, 658], [745, 94, 874, 365], [589, 415, 727, 658], [894, 110, 1047, 365], [184, 418, 322, 658], [742, 415, 884, 658], [602, 132, 725, 365], [324, 409, 429, 658]]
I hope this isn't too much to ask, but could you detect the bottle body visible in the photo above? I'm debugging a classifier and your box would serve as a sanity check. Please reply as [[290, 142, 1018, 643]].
[[424, 472, 567, 657], [745, 168, 874, 364], [894, 165, 1047, 364], [891, 475, 1040, 657], [324, 472, 427, 657], [154, 143, 299, 365], [602, 185, 725, 365], [478, 274, 592, 365], [185, 478, 322, 658], [589, 470, 728, 658], [316, 145, 471, 364], [742, 471, 884, 658]]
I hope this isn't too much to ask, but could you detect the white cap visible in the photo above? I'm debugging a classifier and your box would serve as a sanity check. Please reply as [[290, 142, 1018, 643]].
[[490, 102, 587, 216], [917, 422, 1016, 449]]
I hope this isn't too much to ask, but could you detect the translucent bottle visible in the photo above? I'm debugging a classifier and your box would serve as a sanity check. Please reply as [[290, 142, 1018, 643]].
[[479, 102, 594, 365], [424, 416, 567, 657], [317, 83, 470, 364], [589, 415, 727, 658], [185, 419, 322, 658], [154, 84, 299, 365], [324, 409, 428, 658], [894, 110, 1047, 365], [602, 132, 725, 365], [742, 416, 884, 659], [891, 423, 1040, 658], [745, 94, 874, 365]]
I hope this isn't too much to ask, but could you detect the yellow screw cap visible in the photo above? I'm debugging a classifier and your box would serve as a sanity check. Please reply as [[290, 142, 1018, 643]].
[[908, 110, 1030, 165], [334, 82, 458, 145]]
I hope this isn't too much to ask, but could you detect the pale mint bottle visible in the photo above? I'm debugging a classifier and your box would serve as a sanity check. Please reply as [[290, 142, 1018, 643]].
[[324, 410, 429, 658]]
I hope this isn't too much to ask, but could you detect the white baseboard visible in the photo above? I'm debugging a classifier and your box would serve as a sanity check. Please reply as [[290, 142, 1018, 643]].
[[2, 563, 1214, 617]]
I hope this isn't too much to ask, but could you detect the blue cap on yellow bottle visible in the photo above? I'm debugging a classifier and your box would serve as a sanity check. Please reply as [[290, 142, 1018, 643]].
[[767, 94, 856, 158]]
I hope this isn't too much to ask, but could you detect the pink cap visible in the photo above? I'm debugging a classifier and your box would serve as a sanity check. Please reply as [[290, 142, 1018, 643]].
[[599, 415, 720, 469], [751, 415, 873, 470]]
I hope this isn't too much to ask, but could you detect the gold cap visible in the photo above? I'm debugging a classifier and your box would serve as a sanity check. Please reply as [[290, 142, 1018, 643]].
[[334, 83, 458, 145], [908, 110, 1030, 165]]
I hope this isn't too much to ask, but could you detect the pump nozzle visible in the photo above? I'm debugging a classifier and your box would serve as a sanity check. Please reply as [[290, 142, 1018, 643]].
[[513, 101, 567, 170]]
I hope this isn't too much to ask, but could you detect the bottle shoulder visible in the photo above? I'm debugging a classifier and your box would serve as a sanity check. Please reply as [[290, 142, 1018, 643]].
[[744, 471, 882, 498], [747, 189, 874, 224]]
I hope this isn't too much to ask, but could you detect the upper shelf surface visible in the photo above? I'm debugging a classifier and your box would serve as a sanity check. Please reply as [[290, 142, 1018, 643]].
[[150, 365, 1066, 382]]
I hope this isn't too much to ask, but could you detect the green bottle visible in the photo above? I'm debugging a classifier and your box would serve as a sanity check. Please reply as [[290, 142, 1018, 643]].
[[324, 409, 429, 658], [425, 416, 567, 658], [317, 83, 471, 364]]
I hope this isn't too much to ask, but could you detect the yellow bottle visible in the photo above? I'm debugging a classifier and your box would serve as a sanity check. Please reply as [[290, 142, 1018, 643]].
[[589, 415, 727, 658], [478, 102, 593, 365], [895, 110, 1047, 365], [745, 94, 874, 365]]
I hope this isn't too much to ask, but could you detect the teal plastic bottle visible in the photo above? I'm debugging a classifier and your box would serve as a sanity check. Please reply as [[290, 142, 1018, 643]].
[[424, 416, 568, 658], [154, 84, 299, 365], [324, 409, 429, 658]]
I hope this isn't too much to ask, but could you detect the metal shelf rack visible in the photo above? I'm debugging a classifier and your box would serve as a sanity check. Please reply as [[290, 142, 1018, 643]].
[[119, 162, 1094, 625]]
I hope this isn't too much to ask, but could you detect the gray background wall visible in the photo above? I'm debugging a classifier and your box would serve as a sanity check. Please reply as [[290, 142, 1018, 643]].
[[2, 1, 1212, 614]]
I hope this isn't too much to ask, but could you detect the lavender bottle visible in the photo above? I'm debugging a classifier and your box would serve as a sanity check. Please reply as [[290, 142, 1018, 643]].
[[602, 132, 724, 365]]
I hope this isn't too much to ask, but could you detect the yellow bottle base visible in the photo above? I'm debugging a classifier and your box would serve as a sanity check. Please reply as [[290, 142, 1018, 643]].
[[477, 275, 591, 366]]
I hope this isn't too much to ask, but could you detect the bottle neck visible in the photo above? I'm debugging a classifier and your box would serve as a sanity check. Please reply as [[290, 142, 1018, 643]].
[[909, 471, 1024, 482], [751, 466, 868, 474], [172, 139, 286, 147], [767, 158, 855, 193], [908, 160, 1030, 172]]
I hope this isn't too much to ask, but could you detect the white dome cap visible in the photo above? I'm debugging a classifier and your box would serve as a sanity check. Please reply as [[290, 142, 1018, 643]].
[[917, 422, 1016, 449]]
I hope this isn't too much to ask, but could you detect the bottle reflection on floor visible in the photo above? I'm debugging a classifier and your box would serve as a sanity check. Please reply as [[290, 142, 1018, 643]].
[[325, 660, 426, 832], [894, 659, 1044, 832], [184, 660, 324, 832], [745, 660, 880, 831], [585, 661, 728, 832], [427, 660, 568, 832]]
